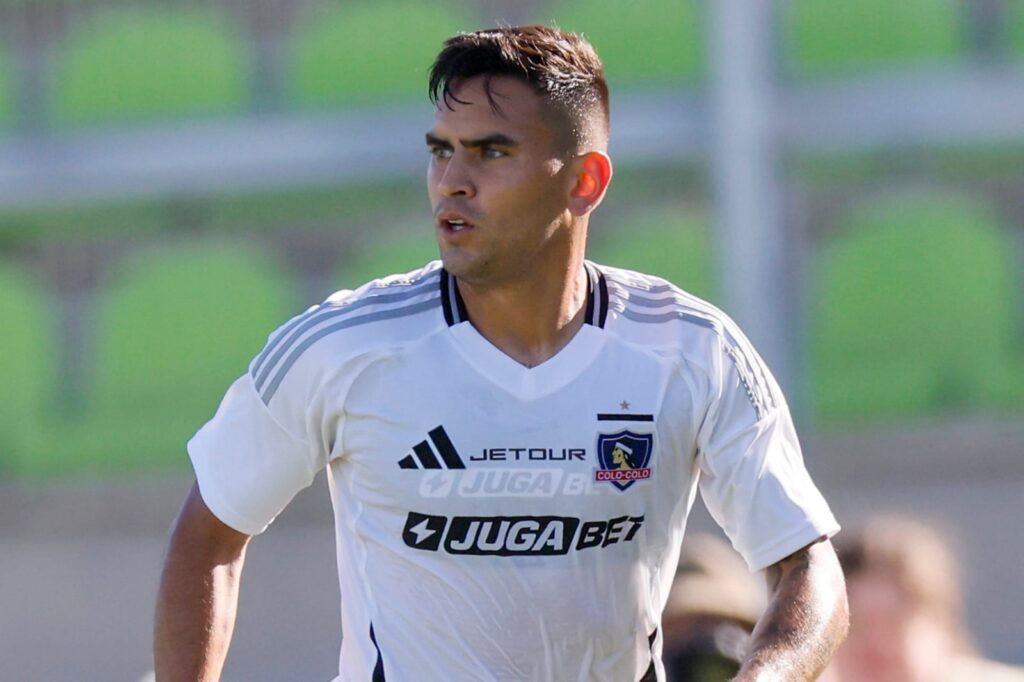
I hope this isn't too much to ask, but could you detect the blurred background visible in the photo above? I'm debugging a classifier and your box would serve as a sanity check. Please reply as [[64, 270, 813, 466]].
[[0, 0, 1021, 679]]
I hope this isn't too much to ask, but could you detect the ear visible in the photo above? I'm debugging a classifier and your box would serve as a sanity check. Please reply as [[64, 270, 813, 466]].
[[568, 151, 613, 217]]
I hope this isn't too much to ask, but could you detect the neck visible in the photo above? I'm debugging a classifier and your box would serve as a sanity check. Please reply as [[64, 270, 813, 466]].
[[456, 253, 589, 368]]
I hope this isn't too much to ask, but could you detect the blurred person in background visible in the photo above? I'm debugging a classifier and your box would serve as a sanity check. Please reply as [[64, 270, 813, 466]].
[[662, 533, 766, 682], [155, 24, 848, 682], [824, 516, 1024, 682]]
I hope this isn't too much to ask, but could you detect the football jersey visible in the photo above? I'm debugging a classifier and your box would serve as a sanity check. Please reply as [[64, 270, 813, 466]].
[[189, 260, 839, 682]]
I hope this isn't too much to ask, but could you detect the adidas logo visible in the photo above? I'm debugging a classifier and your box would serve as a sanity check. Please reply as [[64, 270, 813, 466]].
[[398, 426, 466, 470]]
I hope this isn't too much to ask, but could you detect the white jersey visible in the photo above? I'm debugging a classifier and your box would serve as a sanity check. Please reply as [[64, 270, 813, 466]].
[[189, 261, 839, 682]]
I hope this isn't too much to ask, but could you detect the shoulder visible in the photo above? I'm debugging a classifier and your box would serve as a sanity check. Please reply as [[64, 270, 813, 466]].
[[250, 261, 446, 405], [318, 261, 446, 338], [319, 261, 445, 322], [593, 262, 778, 416], [594, 262, 736, 355]]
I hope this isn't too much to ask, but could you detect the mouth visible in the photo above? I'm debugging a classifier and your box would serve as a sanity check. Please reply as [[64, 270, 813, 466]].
[[436, 211, 477, 236]]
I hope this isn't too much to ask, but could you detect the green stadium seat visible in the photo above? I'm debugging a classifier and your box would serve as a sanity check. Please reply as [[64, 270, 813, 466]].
[[337, 222, 440, 289], [0, 263, 51, 478], [784, 0, 963, 76], [588, 204, 715, 301], [43, 244, 292, 476], [809, 192, 1022, 423], [53, 6, 247, 126], [291, 0, 476, 108], [539, 0, 703, 86]]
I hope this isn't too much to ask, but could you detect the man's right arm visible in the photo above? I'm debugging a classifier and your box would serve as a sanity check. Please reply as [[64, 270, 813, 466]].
[[154, 482, 252, 682]]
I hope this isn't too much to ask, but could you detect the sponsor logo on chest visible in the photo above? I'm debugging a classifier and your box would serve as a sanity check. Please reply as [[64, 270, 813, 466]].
[[402, 511, 645, 556]]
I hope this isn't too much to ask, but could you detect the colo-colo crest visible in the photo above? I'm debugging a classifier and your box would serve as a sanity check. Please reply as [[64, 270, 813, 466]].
[[595, 430, 653, 491]]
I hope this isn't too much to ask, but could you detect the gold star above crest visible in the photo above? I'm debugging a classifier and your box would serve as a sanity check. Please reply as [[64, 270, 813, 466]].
[[619, 400, 631, 410]]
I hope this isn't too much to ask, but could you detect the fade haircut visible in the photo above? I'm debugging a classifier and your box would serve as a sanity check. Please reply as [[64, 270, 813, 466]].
[[428, 25, 610, 152]]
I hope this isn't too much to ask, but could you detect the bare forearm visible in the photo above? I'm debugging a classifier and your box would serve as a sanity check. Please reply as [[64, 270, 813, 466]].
[[154, 484, 250, 682], [735, 540, 849, 682], [154, 549, 245, 680]]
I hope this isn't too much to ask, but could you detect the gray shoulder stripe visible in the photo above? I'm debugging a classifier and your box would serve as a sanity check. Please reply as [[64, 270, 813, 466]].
[[253, 273, 439, 379], [616, 289, 743, 356], [615, 281, 779, 416], [252, 274, 439, 388], [605, 277, 675, 296], [619, 306, 771, 418], [251, 304, 323, 380], [609, 281, 711, 311], [259, 295, 440, 404], [620, 307, 718, 331], [729, 325, 777, 413], [720, 344, 768, 419], [618, 293, 694, 310]]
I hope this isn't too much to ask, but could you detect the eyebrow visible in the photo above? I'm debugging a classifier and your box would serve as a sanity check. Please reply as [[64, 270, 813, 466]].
[[425, 132, 519, 149]]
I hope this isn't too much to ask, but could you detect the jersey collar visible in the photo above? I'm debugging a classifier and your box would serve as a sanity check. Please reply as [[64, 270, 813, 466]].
[[440, 263, 609, 329]]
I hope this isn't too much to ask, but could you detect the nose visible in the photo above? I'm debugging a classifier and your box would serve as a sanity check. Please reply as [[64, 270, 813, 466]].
[[435, 152, 475, 198]]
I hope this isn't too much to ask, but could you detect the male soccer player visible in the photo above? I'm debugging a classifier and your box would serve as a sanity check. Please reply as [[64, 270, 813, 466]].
[[155, 26, 848, 681]]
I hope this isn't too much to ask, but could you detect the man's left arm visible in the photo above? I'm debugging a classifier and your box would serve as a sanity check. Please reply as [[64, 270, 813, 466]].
[[735, 538, 849, 681]]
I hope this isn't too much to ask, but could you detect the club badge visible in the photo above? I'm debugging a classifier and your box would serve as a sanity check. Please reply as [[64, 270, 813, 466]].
[[595, 430, 653, 491]]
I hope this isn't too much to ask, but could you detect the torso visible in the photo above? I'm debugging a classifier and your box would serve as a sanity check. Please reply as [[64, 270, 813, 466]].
[[324, 264, 701, 681]]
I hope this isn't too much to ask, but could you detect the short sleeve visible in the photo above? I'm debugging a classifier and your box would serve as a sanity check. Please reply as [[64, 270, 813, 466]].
[[696, 335, 839, 572], [188, 369, 325, 535]]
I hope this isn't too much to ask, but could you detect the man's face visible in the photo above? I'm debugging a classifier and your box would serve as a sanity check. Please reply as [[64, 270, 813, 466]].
[[829, 573, 954, 682], [426, 76, 576, 287]]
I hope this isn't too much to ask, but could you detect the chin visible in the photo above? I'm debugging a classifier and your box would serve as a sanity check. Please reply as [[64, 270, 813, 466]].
[[439, 250, 482, 279], [439, 251, 464, 274]]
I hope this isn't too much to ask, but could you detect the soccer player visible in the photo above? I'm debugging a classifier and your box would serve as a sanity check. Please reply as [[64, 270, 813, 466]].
[[155, 25, 848, 681]]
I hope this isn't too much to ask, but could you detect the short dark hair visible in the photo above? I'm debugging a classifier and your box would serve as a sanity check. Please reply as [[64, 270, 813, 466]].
[[428, 25, 609, 150]]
